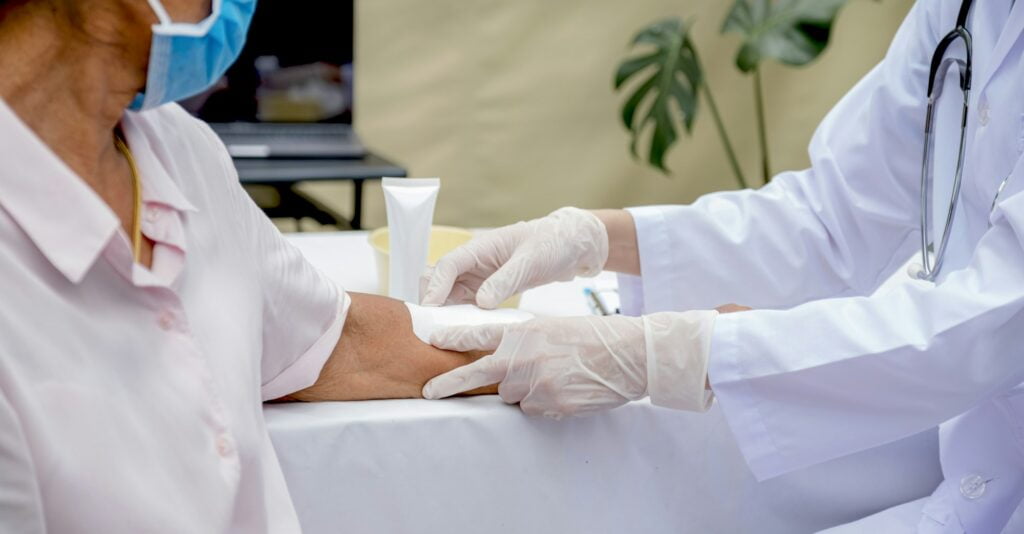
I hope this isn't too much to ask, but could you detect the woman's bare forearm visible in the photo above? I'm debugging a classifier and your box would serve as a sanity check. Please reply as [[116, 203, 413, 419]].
[[289, 293, 495, 402], [592, 209, 640, 275]]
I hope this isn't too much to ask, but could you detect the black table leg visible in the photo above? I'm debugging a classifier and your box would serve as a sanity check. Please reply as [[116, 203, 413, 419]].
[[254, 182, 347, 229]]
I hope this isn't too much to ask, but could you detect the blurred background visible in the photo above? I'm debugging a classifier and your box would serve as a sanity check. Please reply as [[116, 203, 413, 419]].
[[239, 0, 916, 230]]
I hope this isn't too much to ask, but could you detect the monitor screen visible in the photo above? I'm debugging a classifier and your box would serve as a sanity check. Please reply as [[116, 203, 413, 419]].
[[185, 0, 354, 124]]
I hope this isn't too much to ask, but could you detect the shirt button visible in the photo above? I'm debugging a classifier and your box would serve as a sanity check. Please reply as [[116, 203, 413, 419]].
[[157, 311, 175, 331], [979, 103, 991, 126], [215, 435, 233, 457], [959, 474, 987, 500]]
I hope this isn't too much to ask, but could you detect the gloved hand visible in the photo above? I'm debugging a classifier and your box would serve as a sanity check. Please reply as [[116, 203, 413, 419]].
[[421, 310, 719, 419], [420, 207, 609, 309]]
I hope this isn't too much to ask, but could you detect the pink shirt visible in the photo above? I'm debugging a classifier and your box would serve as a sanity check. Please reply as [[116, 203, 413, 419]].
[[0, 99, 349, 533]]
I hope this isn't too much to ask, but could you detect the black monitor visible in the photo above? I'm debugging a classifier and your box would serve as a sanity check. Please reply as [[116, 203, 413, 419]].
[[186, 0, 354, 124]]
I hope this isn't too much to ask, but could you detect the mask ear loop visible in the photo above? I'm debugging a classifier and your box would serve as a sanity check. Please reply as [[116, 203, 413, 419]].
[[145, 0, 174, 26], [145, 0, 223, 32]]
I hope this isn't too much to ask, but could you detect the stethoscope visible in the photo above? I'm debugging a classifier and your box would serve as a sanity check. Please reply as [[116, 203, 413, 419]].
[[913, 0, 1015, 281]]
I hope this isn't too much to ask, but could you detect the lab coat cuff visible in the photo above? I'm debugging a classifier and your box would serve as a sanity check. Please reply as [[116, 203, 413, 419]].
[[625, 206, 679, 313], [707, 313, 788, 481], [261, 291, 350, 401]]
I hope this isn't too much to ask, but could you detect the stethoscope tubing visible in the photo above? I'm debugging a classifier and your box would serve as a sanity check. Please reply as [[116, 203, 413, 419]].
[[916, 17, 974, 281]]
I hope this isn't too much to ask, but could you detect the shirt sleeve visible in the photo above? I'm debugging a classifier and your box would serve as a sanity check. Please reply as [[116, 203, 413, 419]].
[[195, 121, 350, 401], [252, 211, 349, 401], [709, 189, 1024, 481], [0, 388, 45, 533], [619, 1, 939, 314]]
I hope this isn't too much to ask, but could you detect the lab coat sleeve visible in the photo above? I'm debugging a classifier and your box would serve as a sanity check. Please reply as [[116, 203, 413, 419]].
[[195, 120, 349, 401], [619, 1, 939, 314], [709, 190, 1024, 481], [0, 388, 44, 533]]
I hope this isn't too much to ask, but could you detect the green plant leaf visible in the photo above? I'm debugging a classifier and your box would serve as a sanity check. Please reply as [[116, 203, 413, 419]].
[[722, 0, 848, 72], [614, 17, 701, 173]]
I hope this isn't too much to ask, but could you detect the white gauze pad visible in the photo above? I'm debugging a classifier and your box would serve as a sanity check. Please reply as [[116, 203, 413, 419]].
[[404, 303, 534, 344]]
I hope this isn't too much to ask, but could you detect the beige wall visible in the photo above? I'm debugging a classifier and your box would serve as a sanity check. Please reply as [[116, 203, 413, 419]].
[[301, 0, 915, 230]]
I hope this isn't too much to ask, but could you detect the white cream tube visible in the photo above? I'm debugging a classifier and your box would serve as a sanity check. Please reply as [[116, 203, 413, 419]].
[[382, 177, 440, 303]]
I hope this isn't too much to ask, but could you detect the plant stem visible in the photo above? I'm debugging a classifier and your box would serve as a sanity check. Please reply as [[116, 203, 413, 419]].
[[701, 81, 748, 190], [753, 67, 771, 184]]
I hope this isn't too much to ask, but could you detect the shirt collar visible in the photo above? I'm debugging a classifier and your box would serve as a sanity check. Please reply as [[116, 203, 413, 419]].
[[0, 98, 120, 283], [0, 99, 199, 284]]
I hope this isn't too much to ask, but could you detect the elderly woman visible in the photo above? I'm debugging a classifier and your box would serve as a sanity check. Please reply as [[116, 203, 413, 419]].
[[0, 0, 487, 531]]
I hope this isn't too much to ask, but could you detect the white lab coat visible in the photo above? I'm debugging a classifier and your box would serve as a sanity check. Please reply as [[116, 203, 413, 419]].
[[618, 1, 1024, 532]]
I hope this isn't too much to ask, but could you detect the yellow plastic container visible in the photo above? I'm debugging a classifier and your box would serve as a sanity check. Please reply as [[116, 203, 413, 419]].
[[368, 226, 521, 308]]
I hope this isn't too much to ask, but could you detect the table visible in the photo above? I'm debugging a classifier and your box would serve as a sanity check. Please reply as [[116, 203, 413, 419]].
[[266, 232, 943, 534], [235, 153, 406, 230]]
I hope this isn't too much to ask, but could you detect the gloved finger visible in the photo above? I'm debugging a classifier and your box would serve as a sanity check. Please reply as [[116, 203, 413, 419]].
[[441, 280, 480, 306], [519, 398, 566, 420], [421, 247, 479, 306], [518, 375, 630, 418], [417, 266, 435, 304], [500, 354, 563, 409], [422, 353, 510, 399], [430, 323, 507, 352], [496, 367, 531, 405], [421, 270, 485, 306], [519, 392, 623, 419], [518, 387, 575, 419], [476, 254, 531, 309]]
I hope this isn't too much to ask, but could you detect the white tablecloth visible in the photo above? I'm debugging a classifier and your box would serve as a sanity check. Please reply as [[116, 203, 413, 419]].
[[267, 232, 942, 534]]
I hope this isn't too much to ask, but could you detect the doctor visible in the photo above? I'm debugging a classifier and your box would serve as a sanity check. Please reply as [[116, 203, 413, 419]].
[[420, 0, 1024, 532]]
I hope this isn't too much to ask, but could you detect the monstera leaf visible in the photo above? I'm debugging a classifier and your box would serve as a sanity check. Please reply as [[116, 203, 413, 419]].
[[614, 0, 861, 182], [614, 18, 701, 172], [723, 0, 848, 72]]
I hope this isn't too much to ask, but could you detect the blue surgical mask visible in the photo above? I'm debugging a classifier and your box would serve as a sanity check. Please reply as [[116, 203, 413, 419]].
[[130, 0, 256, 111]]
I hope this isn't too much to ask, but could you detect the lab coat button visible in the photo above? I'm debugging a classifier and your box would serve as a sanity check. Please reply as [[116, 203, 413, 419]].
[[979, 105, 990, 127], [959, 474, 987, 500], [145, 209, 160, 224]]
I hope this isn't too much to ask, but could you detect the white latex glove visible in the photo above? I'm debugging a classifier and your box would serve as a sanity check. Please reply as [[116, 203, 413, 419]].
[[421, 311, 719, 419], [420, 207, 609, 309]]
